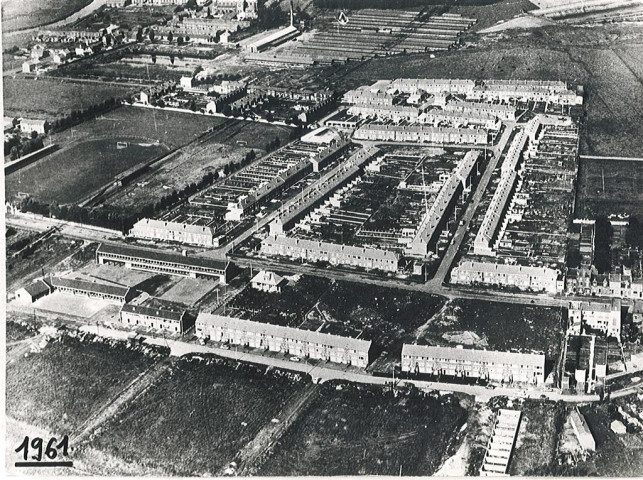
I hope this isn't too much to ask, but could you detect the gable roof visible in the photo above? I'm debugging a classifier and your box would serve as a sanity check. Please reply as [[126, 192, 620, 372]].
[[21, 279, 52, 297], [121, 302, 185, 321], [251, 270, 286, 287], [402, 344, 545, 367], [50, 276, 130, 298]]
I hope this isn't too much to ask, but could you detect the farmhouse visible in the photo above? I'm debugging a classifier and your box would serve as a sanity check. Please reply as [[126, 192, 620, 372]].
[[401, 344, 546, 385], [129, 218, 216, 248], [49, 276, 133, 303], [195, 313, 373, 368], [568, 299, 622, 339], [261, 235, 399, 273], [251, 270, 288, 293], [120, 301, 189, 333], [96, 243, 229, 283], [15, 279, 53, 304], [20, 119, 49, 135]]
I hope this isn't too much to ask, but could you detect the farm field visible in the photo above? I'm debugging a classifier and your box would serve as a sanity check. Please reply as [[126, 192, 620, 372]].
[[1, 0, 91, 33], [5, 138, 168, 204], [91, 357, 307, 476], [326, 24, 643, 157], [6, 335, 158, 435], [257, 382, 468, 476], [3, 77, 135, 119], [423, 299, 565, 360], [575, 157, 643, 219]]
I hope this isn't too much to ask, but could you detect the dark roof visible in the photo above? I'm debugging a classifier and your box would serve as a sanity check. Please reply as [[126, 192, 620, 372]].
[[121, 303, 185, 321], [22, 279, 52, 297], [97, 243, 227, 270], [50, 276, 130, 297]]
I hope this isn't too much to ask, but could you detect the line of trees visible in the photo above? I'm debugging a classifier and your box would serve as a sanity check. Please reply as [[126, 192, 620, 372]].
[[49, 97, 119, 134]]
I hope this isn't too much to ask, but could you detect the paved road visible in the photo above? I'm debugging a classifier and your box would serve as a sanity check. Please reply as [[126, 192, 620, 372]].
[[6, 213, 123, 244], [579, 154, 643, 162]]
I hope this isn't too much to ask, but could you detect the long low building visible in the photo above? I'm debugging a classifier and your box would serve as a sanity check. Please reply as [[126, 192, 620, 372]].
[[407, 150, 480, 256], [50, 276, 133, 303], [129, 218, 216, 248], [120, 301, 189, 334], [196, 313, 373, 368], [261, 234, 399, 272], [443, 100, 517, 121], [401, 344, 546, 385], [450, 260, 562, 294], [96, 243, 229, 283], [354, 124, 487, 145]]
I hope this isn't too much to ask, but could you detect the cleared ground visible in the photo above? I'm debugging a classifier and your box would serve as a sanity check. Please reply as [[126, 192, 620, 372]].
[[258, 382, 468, 476], [423, 299, 565, 360], [3, 77, 135, 119], [91, 357, 307, 476], [159, 277, 219, 307], [576, 158, 643, 219], [6, 335, 157, 435], [28, 292, 116, 318], [6, 138, 168, 204]]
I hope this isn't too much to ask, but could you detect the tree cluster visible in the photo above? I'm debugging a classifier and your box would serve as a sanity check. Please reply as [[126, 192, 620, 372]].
[[49, 97, 118, 134]]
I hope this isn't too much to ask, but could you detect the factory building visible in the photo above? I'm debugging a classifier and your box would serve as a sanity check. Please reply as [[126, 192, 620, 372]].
[[354, 124, 487, 145], [196, 313, 373, 368], [401, 344, 546, 385], [450, 261, 562, 294], [129, 218, 216, 248], [261, 235, 399, 272], [407, 150, 480, 256], [568, 299, 622, 340], [96, 243, 229, 283]]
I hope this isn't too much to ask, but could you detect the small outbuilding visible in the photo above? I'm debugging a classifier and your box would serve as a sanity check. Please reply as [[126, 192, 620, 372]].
[[15, 279, 53, 304], [611, 420, 627, 435]]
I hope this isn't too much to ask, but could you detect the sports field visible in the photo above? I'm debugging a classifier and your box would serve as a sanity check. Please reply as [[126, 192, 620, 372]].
[[3, 77, 135, 119], [5, 138, 168, 204]]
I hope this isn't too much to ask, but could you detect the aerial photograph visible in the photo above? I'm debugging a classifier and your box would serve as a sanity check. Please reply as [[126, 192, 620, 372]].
[[3, 0, 643, 476]]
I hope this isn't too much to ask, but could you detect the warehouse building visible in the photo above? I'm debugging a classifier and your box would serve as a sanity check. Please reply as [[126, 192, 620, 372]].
[[568, 299, 622, 340], [401, 344, 546, 385], [450, 260, 562, 294], [120, 301, 189, 334], [196, 313, 373, 368], [129, 218, 216, 248], [261, 235, 399, 272], [354, 124, 487, 144], [96, 243, 229, 283], [49, 276, 133, 303]]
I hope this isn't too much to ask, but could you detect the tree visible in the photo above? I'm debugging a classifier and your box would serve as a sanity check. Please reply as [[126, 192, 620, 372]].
[[189, 99, 197, 111], [30, 130, 38, 139], [167, 31, 173, 43], [177, 36, 184, 45], [9, 146, 20, 160], [594, 216, 613, 274], [149, 29, 156, 42], [136, 27, 144, 42]]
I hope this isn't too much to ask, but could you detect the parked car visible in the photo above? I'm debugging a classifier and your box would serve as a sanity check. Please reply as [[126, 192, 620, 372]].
[[290, 356, 301, 362]]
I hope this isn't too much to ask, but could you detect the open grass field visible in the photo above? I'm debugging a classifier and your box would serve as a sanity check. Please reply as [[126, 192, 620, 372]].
[[509, 400, 567, 475], [91, 357, 307, 476], [575, 158, 643, 219], [6, 335, 157, 435], [208, 118, 294, 151], [5, 138, 168, 204], [450, 0, 538, 31], [424, 299, 565, 359], [50, 106, 228, 149], [1, 0, 92, 33], [159, 277, 218, 307], [258, 382, 467, 476], [3, 77, 135, 119], [325, 24, 643, 157]]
